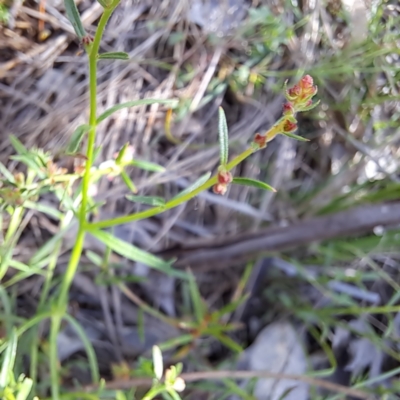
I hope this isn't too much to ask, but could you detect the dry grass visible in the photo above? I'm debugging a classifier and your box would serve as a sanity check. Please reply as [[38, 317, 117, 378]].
[[2, 0, 400, 398]]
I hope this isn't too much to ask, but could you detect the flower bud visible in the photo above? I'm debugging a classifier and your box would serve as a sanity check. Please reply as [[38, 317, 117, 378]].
[[213, 183, 227, 195], [285, 84, 301, 101], [253, 132, 267, 148], [299, 74, 313, 89], [217, 169, 232, 185], [283, 120, 297, 133], [172, 377, 186, 392], [283, 102, 295, 115]]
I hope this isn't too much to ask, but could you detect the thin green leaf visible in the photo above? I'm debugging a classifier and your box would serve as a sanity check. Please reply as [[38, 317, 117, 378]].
[[10, 154, 43, 176], [212, 332, 242, 353], [87, 228, 177, 275], [126, 195, 166, 207], [232, 177, 276, 192], [115, 391, 128, 400], [0, 162, 15, 182], [97, 99, 178, 124], [24, 201, 63, 220], [158, 335, 193, 352], [63, 314, 99, 383], [66, 124, 89, 154], [64, 0, 86, 39], [121, 171, 138, 193], [188, 271, 206, 323], [171, 172, 211, 201], [86, 250, 102, 266], [282, 131, 310, 142], [9, 135, 28, 155], [30, 225, 70, 265], [96, 0, 110, 8], [211, 295, 249, 320], [99, 52, 129, 60], [218, 107, 229, 165], [299, 99, 320, 112], [130, 159, 165, 173], [15, 376, 33, 400], [0, 328, 17, 388], [166, 389, 182, 400], [152, 345, 163, 380]]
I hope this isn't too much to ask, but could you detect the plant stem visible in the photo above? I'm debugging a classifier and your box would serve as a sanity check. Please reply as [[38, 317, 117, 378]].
[[49, 3, 121, 399], [90, 147, 255, 229]]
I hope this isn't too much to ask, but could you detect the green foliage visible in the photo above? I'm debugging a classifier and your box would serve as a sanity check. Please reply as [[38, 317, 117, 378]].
[[0, 4, 9, 24], [64, 0, 86, 39], [0, 1, 321, 399]]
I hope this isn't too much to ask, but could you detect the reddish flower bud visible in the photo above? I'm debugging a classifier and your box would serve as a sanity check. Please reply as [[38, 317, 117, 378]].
[[217, 170, 233, 185], [283, 120, 297, 133], [287, 85, 301, 99], [253, 133, 267, 148], [299, 75, 313, 89], [283, 102, 295, 115], [213, 183, 227, 195]]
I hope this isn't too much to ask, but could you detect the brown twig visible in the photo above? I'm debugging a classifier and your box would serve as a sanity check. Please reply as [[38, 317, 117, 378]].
[[158, 202, 400, 271], [87, 370, 373, 399]]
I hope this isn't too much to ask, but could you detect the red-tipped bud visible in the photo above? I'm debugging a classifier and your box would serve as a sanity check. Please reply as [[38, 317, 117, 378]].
[[217, 170, 233, 185], [253, 133, 267, 148], [213, 183, 227, 195], [299, 75, 313, 89], [283, 120, 297, 133], [283, 102, 295, 115], [286, 85, 301, 101]]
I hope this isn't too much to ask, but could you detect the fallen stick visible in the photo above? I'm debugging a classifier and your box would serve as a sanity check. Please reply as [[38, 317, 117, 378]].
[[159, 202, 400, 270]]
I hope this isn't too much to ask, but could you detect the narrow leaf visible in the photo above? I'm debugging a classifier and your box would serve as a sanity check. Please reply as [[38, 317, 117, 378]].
[[120, 171, 138, 193], [66, 124, 89, 154], [0, 162, 15, 183], [97, 99, 178, 124], [99, 52, 129, 60], [126, 195, 166, 206], [171, 172, 211, 200], [218, 107, 229, 165], [0, 328, 18, 389], [9, 135, 28, 155], [212, 332, 243, 353], [282, 131, 310, 142], [232, 177, 276, 192], [188, 271, 206, 323], [130, 159, 165, 173], [96, 0, 110, 8], [64, 0, 86, 39], [63, 314, 100, 383], [87, 229, 178, 275], [299, 99, 320, 112]]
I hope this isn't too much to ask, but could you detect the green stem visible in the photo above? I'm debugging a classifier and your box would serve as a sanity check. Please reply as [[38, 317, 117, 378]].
[[49, 3, 121, 399], [90, 147, 255, 229]]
